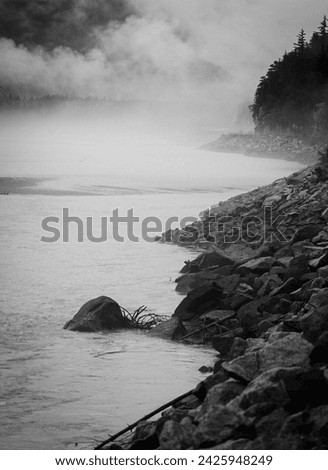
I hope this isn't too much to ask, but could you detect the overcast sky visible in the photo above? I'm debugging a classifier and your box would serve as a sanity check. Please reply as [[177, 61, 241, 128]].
[[0, 0, 327, 110]]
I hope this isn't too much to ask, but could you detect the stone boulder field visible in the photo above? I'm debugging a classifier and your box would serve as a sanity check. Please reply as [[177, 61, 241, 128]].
[[115, 162, 328, 450]]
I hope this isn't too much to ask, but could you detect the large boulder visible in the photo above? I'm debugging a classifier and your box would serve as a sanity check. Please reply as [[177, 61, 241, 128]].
[[64, 296, 131, 332], [149, 318, 186, 340]]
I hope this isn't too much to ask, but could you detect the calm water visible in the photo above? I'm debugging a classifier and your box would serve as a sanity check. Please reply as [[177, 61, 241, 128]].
[[0, 135, 303, 449]]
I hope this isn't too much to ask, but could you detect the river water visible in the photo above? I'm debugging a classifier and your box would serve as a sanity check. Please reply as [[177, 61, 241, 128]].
[[0, 123, 303, 449]]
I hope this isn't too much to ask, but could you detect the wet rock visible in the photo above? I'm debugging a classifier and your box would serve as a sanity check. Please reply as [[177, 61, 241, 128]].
[[63, 296, 130, 332], [237, 257, 275, 276], [212, 333, 234, 355], [149, 318, 187, 340], [173, 285, 224, 321]]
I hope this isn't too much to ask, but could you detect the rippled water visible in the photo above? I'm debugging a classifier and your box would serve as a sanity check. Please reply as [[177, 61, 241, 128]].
[[0, 142, 303, 449]]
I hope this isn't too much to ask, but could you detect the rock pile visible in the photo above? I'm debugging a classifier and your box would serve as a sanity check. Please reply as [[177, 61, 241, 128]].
[[126, 163, 328, 450]]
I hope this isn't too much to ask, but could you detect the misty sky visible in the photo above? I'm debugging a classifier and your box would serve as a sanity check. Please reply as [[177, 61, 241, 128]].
[[0, 0, 327, 111]]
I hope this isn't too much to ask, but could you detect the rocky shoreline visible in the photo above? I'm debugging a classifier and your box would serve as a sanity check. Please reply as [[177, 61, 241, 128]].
[[203, 132, 323, 165], [108, 156, 328, 450]]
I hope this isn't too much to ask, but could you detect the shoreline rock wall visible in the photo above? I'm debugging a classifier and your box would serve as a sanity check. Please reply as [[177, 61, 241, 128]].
[[116, 161, 328, 450]]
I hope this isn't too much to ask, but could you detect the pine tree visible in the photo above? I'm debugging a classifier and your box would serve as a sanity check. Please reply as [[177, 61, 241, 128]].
[[294, 28, 306, 54]]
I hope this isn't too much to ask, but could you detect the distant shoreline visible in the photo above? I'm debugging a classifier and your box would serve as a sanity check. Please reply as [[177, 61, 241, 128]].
[[202, 132, 322, 165]]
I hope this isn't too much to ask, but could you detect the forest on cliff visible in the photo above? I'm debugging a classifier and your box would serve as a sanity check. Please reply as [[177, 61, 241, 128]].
[[251, 17, 328, 136]]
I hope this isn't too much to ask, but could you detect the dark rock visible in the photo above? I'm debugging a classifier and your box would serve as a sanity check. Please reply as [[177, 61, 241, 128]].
[[222, 352, 259, 383], [230, 293, 254, 310], [284, 255, 309, 281], [283, 367, 328, 412], [130, 421, 159, 450], [149, 318, 187, 340], [173, 285, 224, 321], [258, 332, 312, 372], [318, 266, 328, 278], [175, 272, 219, 294], [237, 257, 275, 276], [203, 380, 246, 407], [237, 297, 268, 334], [199, 366, 214, 373], [300, 289, 328, 342], [63, 296, 130, 332], [309, 252, 328, 270], [229, 337, 247, 359], [193, 403, 249, 448], [310, 332, 328, 365], [279, 406, 328, 449], [212, 333, 234, 355], [159, 418, 194, 450], [200, 310, 235, 323], [269, 277, 299, 296], [216, 274, 241, 294], [292, 225, 323, 243], [180, 249, 234, 275]]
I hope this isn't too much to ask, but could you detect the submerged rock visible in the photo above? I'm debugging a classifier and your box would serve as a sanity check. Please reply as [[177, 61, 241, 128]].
[[64, 296, 131, 332]]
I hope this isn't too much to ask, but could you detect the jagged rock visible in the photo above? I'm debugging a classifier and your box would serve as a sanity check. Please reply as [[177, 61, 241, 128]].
[[269, 277, 299, 296], [180, 249, 234, 275], [63, 296, 130, 332], [173, 285, 224, 321], [203, 380, 246, 407], [193, 403, 250, 448], [200, 310, 235, 323], [229, 337, 247, 359], [257, 274, 283, 296], [222, 352, 259, 383], [237, 257, 275, 276], [310, 332, 328, 365], [223, 333, 312, 384], [175, 272, 219, 294], [238, 368, 301, 411], [318, 265, 328, 278], [258, 333, 312, 371], [237, 297, 268, 333], [292, 225, 323, 243], [300, 289, 328, 342], [230, 293, 254, 310], [212, 333, 234, 355], [159, 418, 194, 450], [216, 274, 241, 294], [284, 255, 309, 281], [149, 318, 186, 340], [279, 406, 328, 449], [130, 421, 159, 450]]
